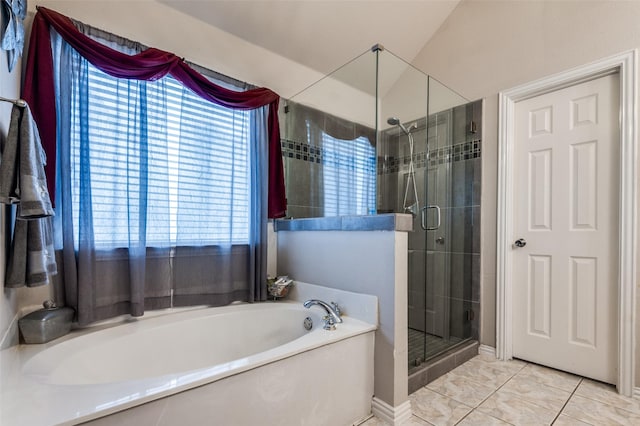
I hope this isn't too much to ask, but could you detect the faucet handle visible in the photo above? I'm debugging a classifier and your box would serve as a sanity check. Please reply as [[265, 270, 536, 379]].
[[322, 315, 337, 330], [330, 302, 341, 318]]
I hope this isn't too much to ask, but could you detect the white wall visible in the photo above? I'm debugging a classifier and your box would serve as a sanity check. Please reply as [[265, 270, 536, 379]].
[[410, 0, 640, 383], [0, 49, 20, 347]]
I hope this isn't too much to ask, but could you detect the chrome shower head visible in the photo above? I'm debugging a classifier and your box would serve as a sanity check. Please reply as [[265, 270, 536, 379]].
[[387, 117, 413, 136]]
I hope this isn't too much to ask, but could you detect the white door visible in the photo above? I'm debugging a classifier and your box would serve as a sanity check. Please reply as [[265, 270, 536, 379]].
[[512, 73, 619, 384]]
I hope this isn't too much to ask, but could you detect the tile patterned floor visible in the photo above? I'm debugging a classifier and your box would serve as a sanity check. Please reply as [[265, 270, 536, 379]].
[[361, 353, 640, 425]]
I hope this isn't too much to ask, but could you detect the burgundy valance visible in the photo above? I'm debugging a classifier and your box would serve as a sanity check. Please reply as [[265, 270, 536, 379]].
[[22, 7, 286, 218]]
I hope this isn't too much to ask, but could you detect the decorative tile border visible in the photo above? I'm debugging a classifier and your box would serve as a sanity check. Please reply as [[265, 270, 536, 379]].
[[280, 138, 377, 173], [379, 139, 482, 175], [281, 139, 323, 164], [281, 138, 482, 175]]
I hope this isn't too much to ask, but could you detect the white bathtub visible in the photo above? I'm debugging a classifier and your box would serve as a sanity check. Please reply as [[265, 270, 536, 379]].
[[0, 293, 377, 426]]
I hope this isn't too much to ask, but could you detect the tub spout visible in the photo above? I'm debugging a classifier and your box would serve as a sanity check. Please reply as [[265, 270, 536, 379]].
[[303, 299, 343, 330]]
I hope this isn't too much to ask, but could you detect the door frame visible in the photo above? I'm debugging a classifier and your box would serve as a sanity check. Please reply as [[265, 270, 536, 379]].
[[496, 50, 637, 396]]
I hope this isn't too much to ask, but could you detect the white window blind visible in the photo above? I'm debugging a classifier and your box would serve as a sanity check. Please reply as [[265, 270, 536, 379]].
[[69, 62, 251, 248], [321, 131, 376, 216]]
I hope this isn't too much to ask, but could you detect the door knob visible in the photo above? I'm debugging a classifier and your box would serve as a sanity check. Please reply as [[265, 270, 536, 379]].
[[514, 238, 527, 248]]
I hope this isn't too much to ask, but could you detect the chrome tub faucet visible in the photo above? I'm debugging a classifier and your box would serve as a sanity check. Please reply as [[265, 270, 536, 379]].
[[303, 299, 343, 330]]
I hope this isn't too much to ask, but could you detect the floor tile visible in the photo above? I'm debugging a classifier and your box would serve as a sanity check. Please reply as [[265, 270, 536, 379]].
[[360, 414, 434, 426], [357, 416, 382, 426], [552, 414, 592, 425], [368, 357, 640, 426], [500, 373, 572, 411], [447, 361, 515, 389], [516, 363, 581, 392], [426, 372, 497, 407], [403, 415, 434, 425], [574, 379, 640, 415], [477, 390, 558, 425], [561, 394, 640, 425], [410, 387, 473, 426], [457, 410, 512, 425], [472, 353, 528, 374]]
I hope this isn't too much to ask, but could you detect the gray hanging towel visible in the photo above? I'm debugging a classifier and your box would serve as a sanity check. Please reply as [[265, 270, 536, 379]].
[[0, 103, 53, 216], [0, 103, 56, 287], [5, 217, 55, 287]]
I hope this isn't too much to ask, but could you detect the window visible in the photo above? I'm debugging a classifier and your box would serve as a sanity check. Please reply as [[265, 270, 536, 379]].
[[68, 61, 251, 249], [320, 131, 376, 216], [42, 14, 273, 325]]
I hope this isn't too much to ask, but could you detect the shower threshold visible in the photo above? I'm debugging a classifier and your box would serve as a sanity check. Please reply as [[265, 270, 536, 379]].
[[408, 339, 479, 394], [408, 329, 467, 366]]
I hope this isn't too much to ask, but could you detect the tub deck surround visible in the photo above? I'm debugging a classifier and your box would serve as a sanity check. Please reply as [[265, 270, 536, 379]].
[[274, 213, 414, 232], [0, 289, 378, 426], [290, 281, 379, 326]]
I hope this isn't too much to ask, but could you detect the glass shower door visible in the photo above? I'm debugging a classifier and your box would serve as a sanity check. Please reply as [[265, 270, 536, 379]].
[[408, 77, 478, 370], [421, 107, 453, 361], [417, 79, 481, 368], [408, 103, 461, 367]]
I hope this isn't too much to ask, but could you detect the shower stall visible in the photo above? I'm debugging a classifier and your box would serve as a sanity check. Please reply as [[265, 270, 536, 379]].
[[281, 45, 481, 384]]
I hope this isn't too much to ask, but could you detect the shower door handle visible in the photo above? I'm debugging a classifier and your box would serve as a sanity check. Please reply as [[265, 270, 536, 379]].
[[421, 205, 441, 231]]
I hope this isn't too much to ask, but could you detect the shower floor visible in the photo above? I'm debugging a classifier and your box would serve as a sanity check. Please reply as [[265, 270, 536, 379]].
[[408, 328, 462, 367]]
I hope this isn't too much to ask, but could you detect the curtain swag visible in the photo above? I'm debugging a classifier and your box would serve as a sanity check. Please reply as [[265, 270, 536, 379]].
[[22, 6, 287, 218]]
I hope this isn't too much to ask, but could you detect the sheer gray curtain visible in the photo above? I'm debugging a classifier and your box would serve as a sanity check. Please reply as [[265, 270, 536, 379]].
[[51, 27, 267, 325], [171, 103, 269, 306]]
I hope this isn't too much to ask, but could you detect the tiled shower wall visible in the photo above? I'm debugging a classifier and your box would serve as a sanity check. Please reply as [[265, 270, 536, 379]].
[[378, 100, 482, 348], [280, 101, 376, 219], [280, 137, 325, 218]]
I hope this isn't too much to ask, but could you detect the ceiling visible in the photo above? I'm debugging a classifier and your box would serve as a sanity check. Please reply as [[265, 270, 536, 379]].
[[158, 0, 461, 77]]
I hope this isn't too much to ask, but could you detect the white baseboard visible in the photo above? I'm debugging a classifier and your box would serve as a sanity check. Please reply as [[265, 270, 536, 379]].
[[633, 387, 640, 399], [371, 397, 412, 425], [478, 344, 496, 357]]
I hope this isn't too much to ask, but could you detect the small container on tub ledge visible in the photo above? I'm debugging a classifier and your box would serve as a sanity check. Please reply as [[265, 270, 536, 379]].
[[18, 300, 74, 344], [267, 276, 294, 300]]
